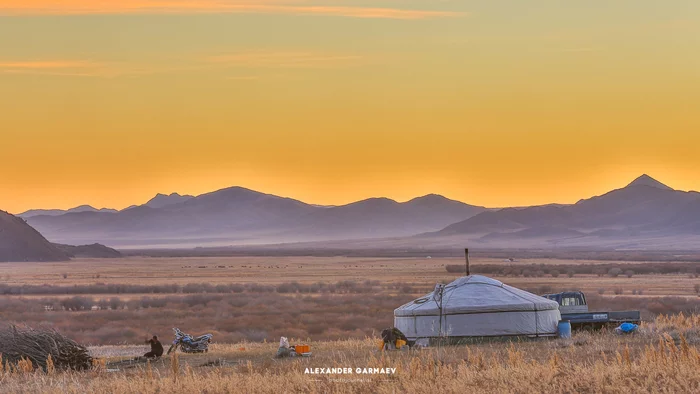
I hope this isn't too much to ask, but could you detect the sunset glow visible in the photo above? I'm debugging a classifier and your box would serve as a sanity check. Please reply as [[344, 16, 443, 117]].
[[1, 1, 699, 213]]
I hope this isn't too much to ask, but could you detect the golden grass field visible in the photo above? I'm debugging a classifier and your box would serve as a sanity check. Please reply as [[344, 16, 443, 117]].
[[1, 256, 700, 393], [1, 314, 699, 393]]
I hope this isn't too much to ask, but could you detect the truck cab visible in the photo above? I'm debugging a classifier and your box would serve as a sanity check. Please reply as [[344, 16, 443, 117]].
[[542, 291, 588, 314], [541, 291, 641, 329]]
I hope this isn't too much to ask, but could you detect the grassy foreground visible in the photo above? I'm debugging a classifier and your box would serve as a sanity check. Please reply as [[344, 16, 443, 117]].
[[1, 314, 699, 394]]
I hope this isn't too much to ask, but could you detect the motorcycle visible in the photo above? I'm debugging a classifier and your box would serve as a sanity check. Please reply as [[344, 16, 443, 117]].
[[167, 327, 213, 354]]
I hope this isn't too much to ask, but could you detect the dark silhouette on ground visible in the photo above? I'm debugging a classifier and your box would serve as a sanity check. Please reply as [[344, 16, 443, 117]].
[[53, 243, 122, 258]]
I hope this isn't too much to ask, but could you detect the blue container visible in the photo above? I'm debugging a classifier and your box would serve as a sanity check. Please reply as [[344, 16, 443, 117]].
[[558, 320, 572, 338]]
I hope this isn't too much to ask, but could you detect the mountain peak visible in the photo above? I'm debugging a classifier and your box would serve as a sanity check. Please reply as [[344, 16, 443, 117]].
[[153, 192, 185, 198], [411, 193, 447, 201], [66, 205, 117, 214], [145, 192, 194, 209], [406, 194, 450, 205], [626, 174, 673, 191], [354, 197, 398, 205]]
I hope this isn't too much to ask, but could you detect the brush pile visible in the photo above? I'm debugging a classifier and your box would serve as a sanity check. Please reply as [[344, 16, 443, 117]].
[[0, 325, 93, 371]]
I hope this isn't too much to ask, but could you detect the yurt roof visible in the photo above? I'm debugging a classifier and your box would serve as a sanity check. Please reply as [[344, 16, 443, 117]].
[[395, 275, 559, 317]]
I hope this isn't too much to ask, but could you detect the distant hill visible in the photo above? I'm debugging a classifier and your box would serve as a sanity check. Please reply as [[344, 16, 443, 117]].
[[25, 186, 318, 246], [19, 205, 118, 218], [284, 194, 487, 239], [0, 210, 70, 262], [431, 174, 700, 248], [24, 188, 486, 247], [144, 193, 194, 209], [53, 243, 122, 259]]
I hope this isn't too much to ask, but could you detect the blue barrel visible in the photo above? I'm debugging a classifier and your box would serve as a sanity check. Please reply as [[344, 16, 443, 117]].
[[558, 320, 572, 338]]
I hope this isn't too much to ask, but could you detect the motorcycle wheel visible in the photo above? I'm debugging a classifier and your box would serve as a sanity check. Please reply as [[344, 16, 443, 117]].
[[167, 344, 177, 355]]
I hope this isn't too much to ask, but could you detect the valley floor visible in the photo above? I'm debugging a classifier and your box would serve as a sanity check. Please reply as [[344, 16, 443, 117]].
[[2, 314, 700, 393], [2, 256, 700, 392]]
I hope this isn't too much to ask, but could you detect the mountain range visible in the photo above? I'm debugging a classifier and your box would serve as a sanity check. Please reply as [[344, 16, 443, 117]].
[[426, 174, 700, 249], [0, 210, 123, 262], [14, 174, 700, 250], [22, 188, 487, 248], [19, 205, 118, 218]]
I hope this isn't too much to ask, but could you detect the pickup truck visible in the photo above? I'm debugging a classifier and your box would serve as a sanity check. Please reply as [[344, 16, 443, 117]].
[[541, 291, 641, 330]]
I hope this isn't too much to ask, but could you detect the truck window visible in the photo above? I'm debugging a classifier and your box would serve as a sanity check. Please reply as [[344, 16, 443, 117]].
[[545, 294, 560, 303], [562, 296, 581, 306]]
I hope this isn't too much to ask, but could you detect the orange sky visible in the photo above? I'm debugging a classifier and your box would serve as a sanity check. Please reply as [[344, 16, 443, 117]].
[[1, 1, 699, 213]]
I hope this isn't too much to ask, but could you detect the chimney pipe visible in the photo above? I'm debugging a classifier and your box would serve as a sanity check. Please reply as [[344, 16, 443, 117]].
[[465, 248, 470, 276]]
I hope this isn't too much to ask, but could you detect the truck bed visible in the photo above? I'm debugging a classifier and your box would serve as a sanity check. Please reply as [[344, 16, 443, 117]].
[[562, 310, 641, 329]]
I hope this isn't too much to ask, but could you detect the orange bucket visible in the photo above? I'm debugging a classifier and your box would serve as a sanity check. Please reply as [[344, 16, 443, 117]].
[[295, 344, 310, 354]]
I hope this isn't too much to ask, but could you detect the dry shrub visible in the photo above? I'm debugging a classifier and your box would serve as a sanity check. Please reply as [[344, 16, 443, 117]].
[[469, 262, 700, 277], [608, 268, 622, 278], [0, 325, 92, 371], [444, 265, 465, 274]]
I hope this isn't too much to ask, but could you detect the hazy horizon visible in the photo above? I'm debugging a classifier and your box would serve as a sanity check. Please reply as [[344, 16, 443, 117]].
[[9, 173, 687, 215]]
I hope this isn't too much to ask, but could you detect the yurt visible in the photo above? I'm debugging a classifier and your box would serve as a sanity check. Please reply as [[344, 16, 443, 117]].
[[394, 275, 561, 340]]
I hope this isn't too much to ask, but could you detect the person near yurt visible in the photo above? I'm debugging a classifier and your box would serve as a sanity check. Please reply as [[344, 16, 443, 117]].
[[394, 275, 561, 343], [380, 327, 409, 350]]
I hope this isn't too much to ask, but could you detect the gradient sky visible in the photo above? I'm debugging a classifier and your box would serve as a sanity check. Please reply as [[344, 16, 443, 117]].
[[1, 1, 699, 213]]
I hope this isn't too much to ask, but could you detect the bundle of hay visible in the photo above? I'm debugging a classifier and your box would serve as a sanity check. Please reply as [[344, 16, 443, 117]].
[[0, 325, 93, 371]]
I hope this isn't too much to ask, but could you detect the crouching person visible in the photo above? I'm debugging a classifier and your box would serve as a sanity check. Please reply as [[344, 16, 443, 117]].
[[381, 327, 408, 350], [144, 335, 164, 359]]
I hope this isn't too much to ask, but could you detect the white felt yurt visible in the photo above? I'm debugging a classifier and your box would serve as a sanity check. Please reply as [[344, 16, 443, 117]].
[[394, 275, 561, 339]]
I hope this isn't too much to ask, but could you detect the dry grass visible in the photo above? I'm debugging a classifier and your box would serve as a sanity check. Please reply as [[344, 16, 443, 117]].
[[1, 256, 698, 297], [2, 256, 700, 392], [1, 281, 698, 345], [1, 256, 699, 345], [0, 314, 698, 393]]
